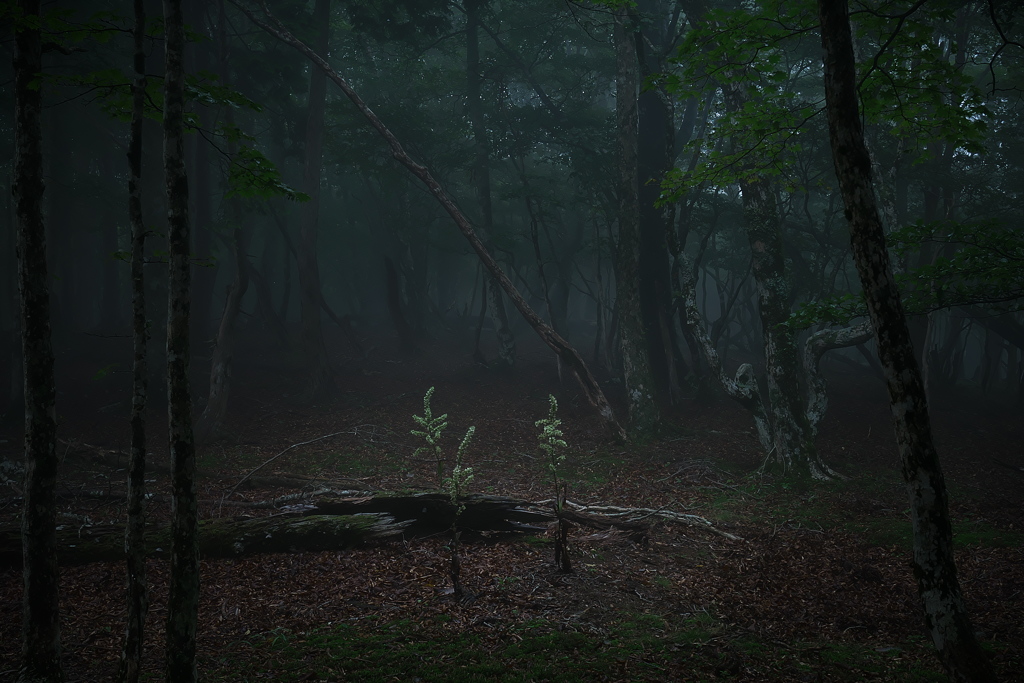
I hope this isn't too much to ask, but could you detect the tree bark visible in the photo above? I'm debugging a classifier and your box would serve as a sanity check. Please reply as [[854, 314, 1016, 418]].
[[297, 0, 334, 401], [235, 0, 625, 440], [163, 0, 199, 679], [117, 1, 149, 680], [818, 3, 995, 680], [14, 0, 63, 678], [635, 0, 681, 406], [614, 9, 660, 435]]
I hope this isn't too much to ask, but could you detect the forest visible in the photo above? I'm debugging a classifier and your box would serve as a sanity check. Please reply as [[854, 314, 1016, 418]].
[[1, 0, 1023, 681]]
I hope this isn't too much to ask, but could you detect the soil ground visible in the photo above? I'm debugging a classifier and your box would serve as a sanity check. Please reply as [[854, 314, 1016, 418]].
[[1, 323, 1022, 682]]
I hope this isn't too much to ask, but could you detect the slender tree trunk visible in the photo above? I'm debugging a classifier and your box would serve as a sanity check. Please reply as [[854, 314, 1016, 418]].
[[188, 1, 216, 344], [195, 0, 252, 443], [15, 0, 63, 678], [614, 9, 659, 435], [818, 3, 995, 680], [163, 0, 199, 679], [467, 0, 515, 368], [117, 2, 149, 680], [297, 0, 333, 400]]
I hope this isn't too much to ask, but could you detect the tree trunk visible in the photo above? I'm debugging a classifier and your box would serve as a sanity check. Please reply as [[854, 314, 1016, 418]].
[[238, 3, 625, 440], [163, 0, 200, 679], [14, 0, 63, 678], [117, 2, 149, 680], [467, 0, 516, 368], [187, 1, 216, 344], [195, 2, 252, 444], [734, 174, 832, 478], [635, 0, 681, 406], [297, 0, 333, 401], [614, 9, 660, 435], [818, 3, 995, 680]]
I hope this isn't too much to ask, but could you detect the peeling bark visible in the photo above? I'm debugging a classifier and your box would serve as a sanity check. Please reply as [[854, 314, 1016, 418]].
[[819, 3, 995, 680]]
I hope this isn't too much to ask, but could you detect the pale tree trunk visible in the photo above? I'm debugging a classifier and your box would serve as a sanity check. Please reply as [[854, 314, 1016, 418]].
[[677, 253, 773, 452], [614, 9, 660, 435], [117, 1, 149, 680], [297, 0, 333, 400], [467, 0, 515, 368], [734, 174, 834, 478], [163, 0, 199, 679], [236, 0, 624, 440], [818, 3, 995, 680], [15, 0, 63, 678], [802, 321, 873, 438]]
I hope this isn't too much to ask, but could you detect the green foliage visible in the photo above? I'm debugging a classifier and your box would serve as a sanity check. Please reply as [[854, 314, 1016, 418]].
[[788, 219, 1024, 329], [444, 426, 476, 511], [662, 0, 989, 201], [411, 387, 449, 485], [226, 144, 309, 202], [535, 394, 568, 480]]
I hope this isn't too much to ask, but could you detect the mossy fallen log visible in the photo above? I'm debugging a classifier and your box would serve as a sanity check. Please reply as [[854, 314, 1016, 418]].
[[0, 513, 407, 568]]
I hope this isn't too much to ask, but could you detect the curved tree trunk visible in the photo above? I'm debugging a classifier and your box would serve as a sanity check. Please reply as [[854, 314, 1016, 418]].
[[117, 2, 149, 680], [14, 0, 63, 678], [163, 0, 200, 678], [818, 3, 995, 680]]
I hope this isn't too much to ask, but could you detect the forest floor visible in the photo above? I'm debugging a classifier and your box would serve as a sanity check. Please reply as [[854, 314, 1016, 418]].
[[0, 324, 1022, 682]]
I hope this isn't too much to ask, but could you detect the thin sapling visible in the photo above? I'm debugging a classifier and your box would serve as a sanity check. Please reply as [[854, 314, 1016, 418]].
[[536, 395, 571, 572]]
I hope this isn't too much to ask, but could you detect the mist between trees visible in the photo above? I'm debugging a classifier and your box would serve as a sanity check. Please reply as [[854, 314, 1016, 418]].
[[3, 1, 1023, 682]]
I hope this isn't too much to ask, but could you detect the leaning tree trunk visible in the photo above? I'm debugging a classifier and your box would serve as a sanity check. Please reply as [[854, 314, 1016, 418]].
[[163, 0, 200, 680], [296, 0, 333, 401], [117, 1, 149, 680], [14, 0, 63, 679], [237, 1, 625, 440], [614, 9, 660, 435], [818, 3, 995, 680]]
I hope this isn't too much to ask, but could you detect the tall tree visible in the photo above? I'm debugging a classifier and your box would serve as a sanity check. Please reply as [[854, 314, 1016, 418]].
[[614, 8, 660, 434], [117, 0, 149, 679], [818, 1, 995, 680], [297, 0, 334, 400], [466, 0, 516, 368], [195, 0, 253, 443], [163, 0, 200, 679], [14, 0, 63, 679]]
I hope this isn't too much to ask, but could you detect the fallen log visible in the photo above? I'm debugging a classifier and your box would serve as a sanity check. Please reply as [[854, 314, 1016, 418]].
[[308, 492, 552, 533], [0, 513, 407, 568]]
